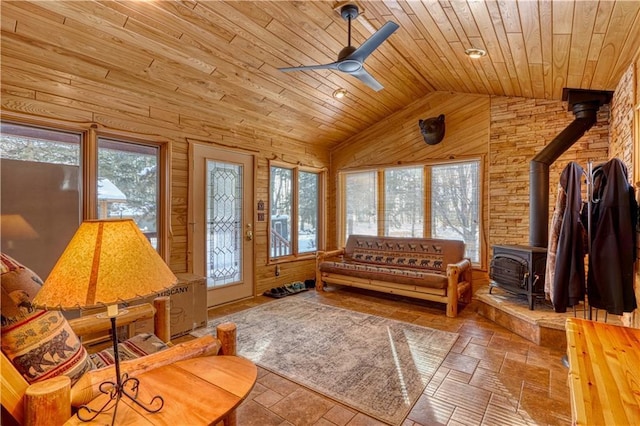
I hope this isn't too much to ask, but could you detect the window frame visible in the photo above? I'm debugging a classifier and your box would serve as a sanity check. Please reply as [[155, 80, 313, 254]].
[[338, 157, 484, 267], [1, 114, 171, 262], [268, 161, 325, 262]]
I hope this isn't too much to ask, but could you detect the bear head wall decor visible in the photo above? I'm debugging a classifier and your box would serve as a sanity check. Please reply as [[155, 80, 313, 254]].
[[418, 114, 445, 145]]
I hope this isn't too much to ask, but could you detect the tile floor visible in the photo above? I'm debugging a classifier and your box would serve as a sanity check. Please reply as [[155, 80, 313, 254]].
[[207, 286, 572, 426]]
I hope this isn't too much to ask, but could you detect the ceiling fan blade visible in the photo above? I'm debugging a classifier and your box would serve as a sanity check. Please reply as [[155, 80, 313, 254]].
[[350, 68, 384, 92], [278, 62, 340, 72], [348, 21, 399, 63]]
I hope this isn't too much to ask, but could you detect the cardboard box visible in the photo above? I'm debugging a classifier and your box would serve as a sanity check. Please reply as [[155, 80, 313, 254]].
[[151, 273, 207, 339], [79, 274, 208, 341]]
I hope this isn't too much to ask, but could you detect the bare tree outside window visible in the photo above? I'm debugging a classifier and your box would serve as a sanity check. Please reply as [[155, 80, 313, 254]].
[[269, 165, 321, 258], [431, 161, 480, 262], [345, 171, 377, 237], [341, 160, 481, 264], [270, 166, 293, 257], [384, 167, 424, 237], [298, 171, 318, 253]]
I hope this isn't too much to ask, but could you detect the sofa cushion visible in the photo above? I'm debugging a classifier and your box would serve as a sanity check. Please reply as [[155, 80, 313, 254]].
[[0, 253, 94, 385], [90, 332, 169, 369], [344, 235, 464, 273], [319, 260, 449, 289]]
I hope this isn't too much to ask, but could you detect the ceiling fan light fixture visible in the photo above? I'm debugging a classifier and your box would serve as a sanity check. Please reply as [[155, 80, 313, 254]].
[[465, 47, 486, 59], [333, 88, 348, 99]]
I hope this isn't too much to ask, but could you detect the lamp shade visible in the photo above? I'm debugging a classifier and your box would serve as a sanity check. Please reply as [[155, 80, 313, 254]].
[[33, 219, 177, 310], [0, 214, 39, 240]]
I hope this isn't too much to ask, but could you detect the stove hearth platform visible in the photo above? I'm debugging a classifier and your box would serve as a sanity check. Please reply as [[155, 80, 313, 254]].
[[473, 285, 622, 350]]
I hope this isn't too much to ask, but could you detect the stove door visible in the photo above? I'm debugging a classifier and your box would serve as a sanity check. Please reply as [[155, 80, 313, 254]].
[[490, 254, 528, 290]]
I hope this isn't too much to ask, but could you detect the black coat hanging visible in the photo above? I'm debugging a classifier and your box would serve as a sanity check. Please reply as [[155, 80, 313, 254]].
[[546, 161, 586, 313], [587, 158, 638, 315]]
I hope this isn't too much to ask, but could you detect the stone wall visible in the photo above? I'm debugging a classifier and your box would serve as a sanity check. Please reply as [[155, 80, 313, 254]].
[[610, 63, 635, 173], [488, 97, 610, 251], [610, 62, 639, 327]]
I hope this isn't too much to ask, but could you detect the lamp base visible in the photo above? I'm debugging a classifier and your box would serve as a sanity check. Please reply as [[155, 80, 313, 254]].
[[76, 374, 164, 423], [76, 316, 163, 424]]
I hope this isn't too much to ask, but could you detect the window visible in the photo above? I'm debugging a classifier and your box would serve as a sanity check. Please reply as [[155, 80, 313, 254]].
[[0, 121, 169, 277], [384, 167, 424, 237], [430, 162, 480, 263], [0, 123, 82, 278], [345, 171, 377, 236], [270, 164, 322, 259], [340, 159, 482, 264], [97, 137, 161, 249], [298, 171, 319, 254]]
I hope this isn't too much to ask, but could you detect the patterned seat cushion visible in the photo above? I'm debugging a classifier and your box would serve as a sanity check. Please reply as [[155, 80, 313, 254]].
[[1, 253, 93, 386], [319, 260, 448, 289], [319, 236, 466, 290], [90, 333, 168, 369]]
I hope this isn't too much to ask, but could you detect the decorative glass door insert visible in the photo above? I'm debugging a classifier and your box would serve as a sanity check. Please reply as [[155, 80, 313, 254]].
[[206, 161, 242, 286]]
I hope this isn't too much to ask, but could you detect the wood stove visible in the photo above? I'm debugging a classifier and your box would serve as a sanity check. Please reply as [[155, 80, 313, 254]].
[[489, 244, 547, 310], [489, 90, 612, 312]]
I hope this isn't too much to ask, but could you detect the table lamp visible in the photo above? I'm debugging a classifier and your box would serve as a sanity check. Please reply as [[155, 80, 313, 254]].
[[0, 214, 39, 249], [33, 219, 178, 423]]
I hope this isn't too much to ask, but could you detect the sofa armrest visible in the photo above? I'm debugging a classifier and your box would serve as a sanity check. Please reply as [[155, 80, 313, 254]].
[[316, 248, 345, 261], [447, 258, 472, 277], [315, 249, 345, 291], [67, 303, 156, 337], [445, 258, 473, 317]]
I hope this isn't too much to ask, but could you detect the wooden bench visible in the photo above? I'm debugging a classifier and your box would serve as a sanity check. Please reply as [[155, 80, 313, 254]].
[[565, 318, 640, 425]]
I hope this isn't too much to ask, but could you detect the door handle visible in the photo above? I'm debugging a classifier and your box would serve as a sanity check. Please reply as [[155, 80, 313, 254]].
[[246, 224, 253, 241]]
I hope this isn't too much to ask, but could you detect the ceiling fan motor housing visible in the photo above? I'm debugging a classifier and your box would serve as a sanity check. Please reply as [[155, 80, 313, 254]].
[[338, 45, 357, 61], [340, 4, 360, 21]]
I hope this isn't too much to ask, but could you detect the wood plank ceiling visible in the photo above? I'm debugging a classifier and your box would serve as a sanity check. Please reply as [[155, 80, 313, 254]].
[[2, 1, 639, 149]]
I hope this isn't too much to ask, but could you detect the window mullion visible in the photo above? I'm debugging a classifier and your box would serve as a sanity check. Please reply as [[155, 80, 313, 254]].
[[377, 169, 384, 236], [84, 128, 98, 220], [292, 167, 300, 256], [338, 173, 346, 246], [424, 165, 432, 237]]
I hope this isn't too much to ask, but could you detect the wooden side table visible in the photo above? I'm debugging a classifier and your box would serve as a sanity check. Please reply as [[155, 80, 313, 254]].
[[65, 356, 257, 425], [566, 318, 640, 425]]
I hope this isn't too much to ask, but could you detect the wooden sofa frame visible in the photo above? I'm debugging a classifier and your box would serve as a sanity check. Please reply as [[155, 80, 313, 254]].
[[1, 297, 237, 426], [316, 237, 473, 317]]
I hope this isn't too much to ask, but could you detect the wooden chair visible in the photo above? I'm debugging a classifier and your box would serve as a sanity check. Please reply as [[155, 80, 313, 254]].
[[1, 297, 236, 426]]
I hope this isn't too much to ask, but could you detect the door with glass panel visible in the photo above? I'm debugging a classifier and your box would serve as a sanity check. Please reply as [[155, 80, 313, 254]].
[[191, 143, 254, 307]]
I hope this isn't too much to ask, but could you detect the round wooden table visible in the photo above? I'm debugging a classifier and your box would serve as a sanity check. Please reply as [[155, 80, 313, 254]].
[[65, 356, 257, 425]]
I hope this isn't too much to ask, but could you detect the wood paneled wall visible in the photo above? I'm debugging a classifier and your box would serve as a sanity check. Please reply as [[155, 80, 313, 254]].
[[1, 68, 328, 297]]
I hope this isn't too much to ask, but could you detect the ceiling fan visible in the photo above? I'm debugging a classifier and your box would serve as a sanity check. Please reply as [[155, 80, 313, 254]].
[[278, 4, 399, 92]]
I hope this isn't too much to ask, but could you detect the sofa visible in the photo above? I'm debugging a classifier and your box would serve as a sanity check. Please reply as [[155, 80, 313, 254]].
[[316, 235, 473, 317]]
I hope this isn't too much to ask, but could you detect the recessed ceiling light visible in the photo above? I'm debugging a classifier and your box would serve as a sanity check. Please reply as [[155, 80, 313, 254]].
[[465, 48, 486, 59], [333, 88, 348, 99]]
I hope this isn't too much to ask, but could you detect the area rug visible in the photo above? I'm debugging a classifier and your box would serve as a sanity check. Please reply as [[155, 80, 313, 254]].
[[193, 298, 458, 425]]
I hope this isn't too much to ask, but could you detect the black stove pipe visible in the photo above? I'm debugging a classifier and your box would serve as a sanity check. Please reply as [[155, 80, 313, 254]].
[[529, 100, 601, 248]]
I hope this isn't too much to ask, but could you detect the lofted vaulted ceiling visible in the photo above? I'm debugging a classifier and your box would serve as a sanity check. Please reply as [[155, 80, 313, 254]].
[[2, 1, 640, 149]]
